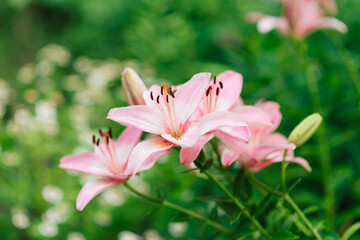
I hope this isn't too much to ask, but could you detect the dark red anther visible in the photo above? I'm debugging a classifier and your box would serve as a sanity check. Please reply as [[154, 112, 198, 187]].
[[166, 95, 169, 103], [206, 86, 212, 96], [150, 91, 154, 100], [99, 129, 103, 136], [161, 86, 164, 95], [219, 81, 223, 89], [169, 87, 175, 98], [106, 136, 109, 145], [108, 127, 113, 139], [216, 87, 220, 96], [156, 95, 160, 104], [96, 138, 100, 146], [214, 76, 217, 84], [92, 135, 96, 144]]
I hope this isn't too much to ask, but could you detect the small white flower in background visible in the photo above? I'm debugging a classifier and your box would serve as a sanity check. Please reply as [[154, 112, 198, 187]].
[[143, 229, 163, 240], [93, 210, 112, 227], [35, 101, 57, 125], [38, 44, 71, 67], [11, 206, 30, 229], [168, 222, 188, 237], [63, 74, 83, 92], [23, 88, 38, 103], [42, 185, 63, 204], [2, 151, 21, 167], [117, 231, 142, 240], [0, 80, 10, 102], [38, 220, 59, 237], [128, 176, 150, 195], [74, 57, 94, 74], [17, 63, 35, 83], [67, 232, 86, 240], [42, 202, 73, 224], [101, 187, 126, 207], [36, 60, 55, 77]]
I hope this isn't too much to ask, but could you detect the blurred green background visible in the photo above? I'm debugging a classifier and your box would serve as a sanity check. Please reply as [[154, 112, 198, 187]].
[[1, 0, 360, 239]]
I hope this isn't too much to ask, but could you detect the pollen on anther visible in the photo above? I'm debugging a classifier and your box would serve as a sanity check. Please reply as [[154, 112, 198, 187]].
[[214, 76, 217, 84], [92, 135, 96, 144], [219, 81, 223, 89], [169, 87, 175, 98], [206, 86, 212, 96], [99, 129, 103, 136], [96, 139, 100, 146], [108, 127, 113, 139], [160, 86, 164, 95], [106, 136, 109, 144], [216, 87, 220, 96], [156, 95, 160, 104], [150, 91, 154, 100]]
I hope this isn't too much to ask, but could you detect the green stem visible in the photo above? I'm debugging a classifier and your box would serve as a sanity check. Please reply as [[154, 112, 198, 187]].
[[281, 150, 289, 193], [247, 174, 322, 240], [299, 41, 335, 227], [203, 170, 271, 239], [284, 194, 322, 240], [123, 182, 231, 234]]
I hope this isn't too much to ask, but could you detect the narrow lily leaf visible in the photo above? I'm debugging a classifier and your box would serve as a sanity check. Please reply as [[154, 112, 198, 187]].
[[171, 213, 190, 223], [254, 185, 280, 217], [218, 201, 242, 224], [240, 177, 252, 203], [319, 229, 340, 239], [271, 232, 300, 239], [341, 222, 360, 240], [288, 178, 302, 193], [196, 195, 228, 202], [210, 206, 218, 221]]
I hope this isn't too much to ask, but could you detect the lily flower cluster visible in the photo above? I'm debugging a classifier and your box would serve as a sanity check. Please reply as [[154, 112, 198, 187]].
[[245, 0, 347, 38], [60, 68, 310, 210]]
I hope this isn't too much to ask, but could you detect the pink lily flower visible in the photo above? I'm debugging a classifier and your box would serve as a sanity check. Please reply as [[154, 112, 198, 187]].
[[246, 0, 347, 39], [219, 101, 311, 172], [107, 72, 250, 166], [59, 127, 171, 210], [180, 71, 273, 166]]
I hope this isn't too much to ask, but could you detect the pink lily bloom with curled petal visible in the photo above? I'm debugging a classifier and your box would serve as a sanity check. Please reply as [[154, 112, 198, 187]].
[[246, 0, 347, 39], [180, 71, 273, 166], [219, 101, 311, 172], [107, 72, 250, 166], [59, 127, 171, 210]]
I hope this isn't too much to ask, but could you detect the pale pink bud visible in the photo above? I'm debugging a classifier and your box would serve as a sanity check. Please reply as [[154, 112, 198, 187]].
[[121, 68, 147, 105]]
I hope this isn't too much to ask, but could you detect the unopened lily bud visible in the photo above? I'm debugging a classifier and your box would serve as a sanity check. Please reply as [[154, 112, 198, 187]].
[[288, 113, 323, 147], [121, 68, 147, 105]]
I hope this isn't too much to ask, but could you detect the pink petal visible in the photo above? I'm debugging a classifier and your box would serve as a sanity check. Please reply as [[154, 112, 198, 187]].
[[260, 132, 289, 145], [254, 156, 311, 172], [161, 123, 201, 148], [255, 101, 282, 132], [197, 111, 248, 135], [215, 130, 249, 152], [180, 133, 215, 166], [126, 137, 173, 175], [59, 152, 110, 177], [174, 72, 211, 123], [317, 17, 348, 34], [257, 16, 290, 35], [107, 105, 165, 135], [220, 147, 240, 167], [114, 126, 143, 170], [217, 126, 250, 142], [252, 143, 296, 161], [232, 105, 273, 126], [214, 71, 243, 111], [76, 179, 118, 211]]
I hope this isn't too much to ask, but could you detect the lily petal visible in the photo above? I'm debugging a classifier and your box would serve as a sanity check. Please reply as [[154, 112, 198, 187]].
[[76, 179, 118, 211], [318, 17, 348, 34], [59, 153, 110, 177], [252, 143, 296, 161], [161, 123, 201, 148], [233, 105, 273, 126], [221, 147, 240, 167], [115, 126, 143, 170], [257, 16, 290, 34], [180, 133, 215, 166], [107, 105, 165, 135], [215, 71, 243, 111], [197, 111, 248, 135], [126, 137, 173, 175], [254, 156, 311, 172], [175, 72, 211, 123]]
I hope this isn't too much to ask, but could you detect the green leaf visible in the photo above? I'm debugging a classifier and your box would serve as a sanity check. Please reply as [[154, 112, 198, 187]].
[[196, 195, 227, 202], [218, 201, 242, 224], [341, 222, 360, 240], [320, 229, 340, 240], [254, 185, 280, 218], [171, 213, 190, 223], [271, 232, 300, 239]]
